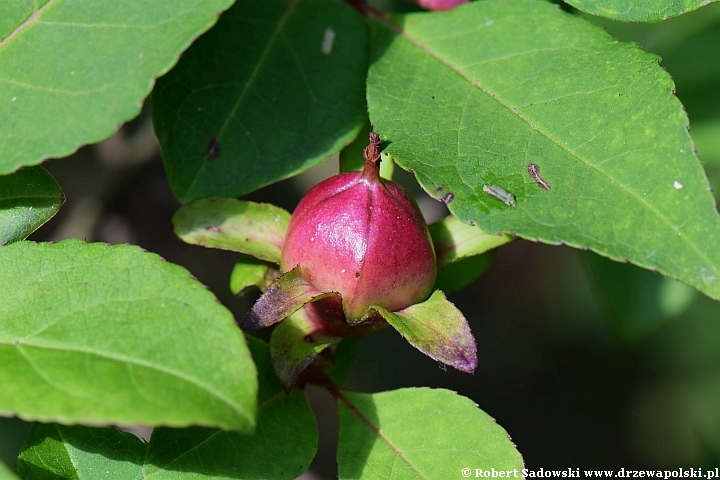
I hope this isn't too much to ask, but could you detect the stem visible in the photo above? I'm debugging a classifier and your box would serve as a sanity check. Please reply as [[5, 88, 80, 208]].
[[362, 132, 382, 181]]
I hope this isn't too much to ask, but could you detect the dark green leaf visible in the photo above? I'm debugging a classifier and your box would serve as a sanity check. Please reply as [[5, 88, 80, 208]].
[[434, 253, 492, 294], [326, 338, 358, 387], [565, 0, 718, 22], [152, 0, 368, 201], [337, 388, 524, 479], [0, 0, 234, 175], [173, 198, 290, 264], [242, 266, 338, 330], [270, 308, 342, 392], [628, 296, 720, 465], [16, 423, 146, 480], [368, 1, 720, 301], [0, 167, 63, 245], [0, 240, 256, 431], [372, 290, 477, 373], [583, 251, 696, 342]]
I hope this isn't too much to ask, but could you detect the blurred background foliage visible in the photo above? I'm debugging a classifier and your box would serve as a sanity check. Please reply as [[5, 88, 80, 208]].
[[2, 0, 720, 476]]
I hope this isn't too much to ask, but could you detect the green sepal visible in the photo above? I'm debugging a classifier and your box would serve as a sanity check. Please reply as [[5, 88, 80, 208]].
[[242, 266, 338, 330], [173, 198, 290, 264], [270, 308, 342, 393], [371, 290, 477, 373]]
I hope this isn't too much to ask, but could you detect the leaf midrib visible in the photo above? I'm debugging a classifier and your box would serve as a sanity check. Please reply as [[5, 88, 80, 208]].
[[0, 193, 62, 202], [377, 12, 717, 278]]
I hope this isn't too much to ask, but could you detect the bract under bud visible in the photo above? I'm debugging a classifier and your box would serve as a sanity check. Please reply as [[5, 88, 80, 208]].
[[281, 133, 436, 322]]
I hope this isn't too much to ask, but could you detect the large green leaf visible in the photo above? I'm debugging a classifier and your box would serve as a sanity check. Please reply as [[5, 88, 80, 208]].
[[16, 339, 318, 480], [144, 338, 318, 479], [0, 0, 234, 175], [152, 0, 368, 201], [368, 0, 720, 301], [0, 240, 256, 431], [565, 0, 718, 22], [337, 388, 524, 479], [0, 167, 63, 245], [16, 423, 147, 480]]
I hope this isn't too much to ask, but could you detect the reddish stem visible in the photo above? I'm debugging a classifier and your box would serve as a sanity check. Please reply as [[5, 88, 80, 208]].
[[362, 132, 382, 181]]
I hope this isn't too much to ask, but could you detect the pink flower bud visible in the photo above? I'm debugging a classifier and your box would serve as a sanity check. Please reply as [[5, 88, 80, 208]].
[[281, 133, 436, 321], [417, 0, 468, 11]]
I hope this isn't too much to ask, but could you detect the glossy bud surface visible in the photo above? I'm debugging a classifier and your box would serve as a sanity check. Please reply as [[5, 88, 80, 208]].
[[281, 134, 436, 321]]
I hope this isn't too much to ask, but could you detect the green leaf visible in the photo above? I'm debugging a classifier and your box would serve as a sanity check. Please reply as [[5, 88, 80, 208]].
[[230, 255, 279, 294], [0, 240, 256, 431], [565, 0, 718, 22], [16, 423, 146, 480], [0, 167, 63, 245], [0, 461, 18, 480], [242, 266, 338, 330], [429, 215, 513, 268], [371, 290, 477, 373], [693, 119, 720, 164], [16, 345, 320, 480], [0, 0, 234, 175], [152, 0, 369, 201], [368, 1, 720, 301], [173, 198, 290, 264], [270, 308, 342, 392], [336, 388, 524, 479], [326, 338, 358, 387], [144, 337, 318, 480]]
